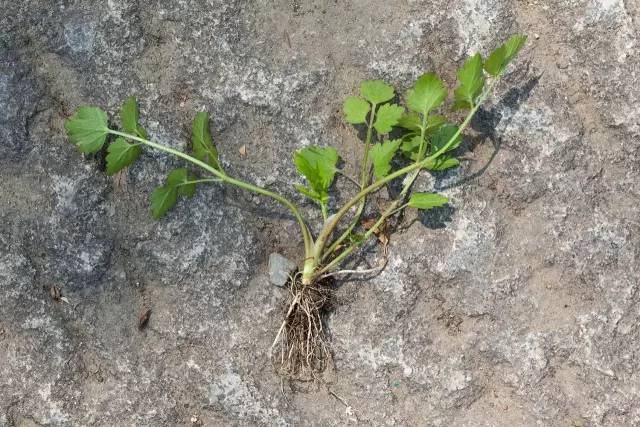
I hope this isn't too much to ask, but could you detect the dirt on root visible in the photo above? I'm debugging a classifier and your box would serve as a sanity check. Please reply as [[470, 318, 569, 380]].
[[271, 274, 335, 382]]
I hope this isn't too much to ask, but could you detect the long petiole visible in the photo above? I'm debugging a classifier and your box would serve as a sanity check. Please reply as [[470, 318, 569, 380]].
[[175, 178, 222, 186], [108, 129, 315, 257]]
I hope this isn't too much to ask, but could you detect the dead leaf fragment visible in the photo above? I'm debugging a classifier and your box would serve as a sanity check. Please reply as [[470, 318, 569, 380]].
[[49, 284, 61, 301], [239, 145, 247, 156], [138, 307, 151, 330]]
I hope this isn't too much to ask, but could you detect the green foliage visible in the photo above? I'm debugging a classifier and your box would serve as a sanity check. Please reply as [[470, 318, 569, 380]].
[[150, 168, 199, 218], [360, 80, 395, 104], [373, 104, 404, 134], [369, 139, 402, 179], [120, 96, 147, 138], [150, 184, 178, 219], [65, 35, 526, 292], [192, 112, 221, 171], [406, 73, 447, 115], [64, 107, 110, 153], [453, 53, 484, 110], [408, 193, 449, 210], [484, 34, 527, 76], [294, 146, 339, 208], [167, 168, 197, 198], [105, 137, 141, 175], [431, 124, 462, 154], [343, 96, 370, 124]]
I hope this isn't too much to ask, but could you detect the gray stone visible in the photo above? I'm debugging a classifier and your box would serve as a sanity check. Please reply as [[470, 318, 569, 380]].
[[1, 0, 640, 425], [268, 253, 297, 287]]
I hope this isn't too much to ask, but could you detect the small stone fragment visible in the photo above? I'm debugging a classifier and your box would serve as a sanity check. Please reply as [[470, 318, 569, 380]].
[[268, 253, 297, 287]]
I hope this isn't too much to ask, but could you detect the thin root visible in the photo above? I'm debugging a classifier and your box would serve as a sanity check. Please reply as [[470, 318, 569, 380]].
[[271, 274, 333, 381]]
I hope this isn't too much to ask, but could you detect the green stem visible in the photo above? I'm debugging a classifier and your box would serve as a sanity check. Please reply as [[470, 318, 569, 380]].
[[108, 129, 315, 257], [322, 104, 377, 260], [313, 80, 497, 280], [175, 178, 221, 186]]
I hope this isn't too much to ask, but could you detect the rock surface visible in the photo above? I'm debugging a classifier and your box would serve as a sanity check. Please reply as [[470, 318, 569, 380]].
[[1, 0, 639, 426]]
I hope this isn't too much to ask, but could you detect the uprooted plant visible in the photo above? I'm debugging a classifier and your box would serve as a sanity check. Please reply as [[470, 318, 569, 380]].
[[64, 35, 526, 380]]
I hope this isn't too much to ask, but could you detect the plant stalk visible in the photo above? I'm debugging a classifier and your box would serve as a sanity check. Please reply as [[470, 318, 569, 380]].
[[108, 129, 315, 263]]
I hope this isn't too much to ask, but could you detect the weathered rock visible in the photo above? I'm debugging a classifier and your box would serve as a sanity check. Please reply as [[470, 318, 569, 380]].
[[268, 253, 297, 287], [1, 0, 639, 425]]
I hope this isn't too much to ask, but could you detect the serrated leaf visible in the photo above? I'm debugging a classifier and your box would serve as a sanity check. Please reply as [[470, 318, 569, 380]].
[[192, 111, 221, 170], [369, 139, 402, 179], [167, 168, 197, 198], [150, 185, 178, 219], [406, 73, 447, 114], [121, 96, 148, 139], [408, 193, 449, 210], [294, 146, 339, 203], [453, 53, 485, 110], [400, 134, 422, 161], [105, 137, 141, 175], [397, 113, 422, 132], [425, 156, 460, 171], [484, 34, 527, 76], [431, 124, 462, 154], [343, 96, 370, 124], [373, 104, 404, 133], [360, 80, 395, 104], [64, 107, 110, 153]]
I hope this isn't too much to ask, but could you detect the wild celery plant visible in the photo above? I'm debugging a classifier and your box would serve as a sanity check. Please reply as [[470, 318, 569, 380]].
[[65, 35, 527, 378]]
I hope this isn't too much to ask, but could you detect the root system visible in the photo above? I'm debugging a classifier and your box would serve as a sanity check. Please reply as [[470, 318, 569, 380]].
[[271, 273, 334, 381]]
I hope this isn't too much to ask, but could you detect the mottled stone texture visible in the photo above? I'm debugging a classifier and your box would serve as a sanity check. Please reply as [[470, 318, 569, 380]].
[[0, 0, 639, 426]]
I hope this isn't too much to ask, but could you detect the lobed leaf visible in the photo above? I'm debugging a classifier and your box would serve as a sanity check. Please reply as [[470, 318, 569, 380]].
[[453, 53, 484, 110], [408, 193, 449, 210], [64, 106, 110, 153], [343, 96, 370, 124], [167, 168, 197, 198], [192, 111, 221, 170], [484, 34, 527, 77], [360, 80, 395, 104], [406, 73, 447, 115], [373, 104, 404, 134], [150, 185, 178, 219], [369, 139, 402, 179], [105, 137, 141, 175], [120, 96, 147, 139], [294, 146, 339, 205]]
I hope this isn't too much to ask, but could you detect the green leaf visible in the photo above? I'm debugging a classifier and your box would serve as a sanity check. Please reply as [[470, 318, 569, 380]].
[[373, 104, 404, 134], [150, 185, 178, 219], [192, 111, 221, 170], [369, 139, 402, 179], [408, 193, 449, 210], [406, 73, 447, 114], [343, 96, 370, 124], [167, 168, 197, 198], [431, 124, 462, 154], [64, 107, 110, 153], [484, 34, 527, 76], [360, 80, 395, 104], [294, 146, 339, 204], [397, 113, 422, 132], [105, 137, 141, 175], [400, 135, 422, 161], [425, 156, 460, 171], [453, 53, 485, 110], [120, 96, 147, 139]]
